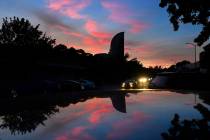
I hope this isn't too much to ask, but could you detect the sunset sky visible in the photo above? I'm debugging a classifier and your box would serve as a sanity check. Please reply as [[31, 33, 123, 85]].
[[0, 0, 203, 67]]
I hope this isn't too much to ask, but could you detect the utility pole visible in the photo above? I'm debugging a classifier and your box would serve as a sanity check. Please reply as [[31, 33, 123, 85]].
[[186, 43, 197, 69]]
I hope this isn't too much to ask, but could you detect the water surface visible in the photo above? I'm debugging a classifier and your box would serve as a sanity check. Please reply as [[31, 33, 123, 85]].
[[0, 90, 209, 140]]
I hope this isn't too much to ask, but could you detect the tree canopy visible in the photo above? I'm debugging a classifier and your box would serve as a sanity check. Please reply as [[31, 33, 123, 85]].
[[0, 17, 55, 48], [159, 0, 210, 47]]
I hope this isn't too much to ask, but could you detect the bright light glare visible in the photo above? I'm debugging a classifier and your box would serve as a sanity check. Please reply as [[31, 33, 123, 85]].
[[139, 77, 148, 83], [129, 82, 133, 87], [121, 83, 125, 88], [148, 78, 152, 81]]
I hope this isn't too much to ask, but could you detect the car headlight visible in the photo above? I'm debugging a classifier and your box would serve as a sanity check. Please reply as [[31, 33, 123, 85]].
[[138, 78, 148, 83], [121, 83, 126, 88], [129, 82, 133, 87], [148, 78, 152, 81]]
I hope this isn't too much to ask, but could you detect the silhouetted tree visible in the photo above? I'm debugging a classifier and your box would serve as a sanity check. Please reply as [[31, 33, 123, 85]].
[[200, 44, 210, 73], [0, 17, 55, 59], [167, 65, 176, 72], [176, 60, 191, 67], [124, 53, 130, 61], [159, 0, 210, 47], [124, 58, 143, 78], [166, 60, 193, 72], [0, 17, 56, 78], [0, 17, 56, 95]]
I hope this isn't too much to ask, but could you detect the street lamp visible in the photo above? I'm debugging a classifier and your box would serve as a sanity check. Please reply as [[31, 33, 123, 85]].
[[186, 43, 197, 68]]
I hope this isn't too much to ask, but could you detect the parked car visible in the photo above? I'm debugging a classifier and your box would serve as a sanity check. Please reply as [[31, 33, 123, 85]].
[[121, 77, 152, 89], [121, 80, 138, 89], [79, 80, 96, 89], [57, 80, 85, 91]]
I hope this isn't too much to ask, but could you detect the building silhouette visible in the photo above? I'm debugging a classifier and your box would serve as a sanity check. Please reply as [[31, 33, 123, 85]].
[[109, 32, 124, 61], [95, 32, 125, 61]]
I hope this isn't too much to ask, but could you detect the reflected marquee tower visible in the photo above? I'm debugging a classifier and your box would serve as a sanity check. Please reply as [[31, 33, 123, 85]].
[[109, 32, 124, 61]]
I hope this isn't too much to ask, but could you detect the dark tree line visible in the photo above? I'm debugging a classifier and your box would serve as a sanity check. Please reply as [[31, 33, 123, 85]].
[[0, 17, 148, 95], [0, 91, 128, 135]]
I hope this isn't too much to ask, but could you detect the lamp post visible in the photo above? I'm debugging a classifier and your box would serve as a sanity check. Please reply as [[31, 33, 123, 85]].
[[186, 43, 197, 69]]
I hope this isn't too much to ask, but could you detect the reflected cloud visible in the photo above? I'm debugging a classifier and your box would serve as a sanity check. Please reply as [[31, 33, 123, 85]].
[[0, 91, 129, 135], [107, 111, 150, 140], [1, 90, 209, 140], [55, 135, 68, 140], [0, 101, 59, 135], [88, 107, 112, 124], [70, 126, 94, 140], [55, 126, 95, 140]]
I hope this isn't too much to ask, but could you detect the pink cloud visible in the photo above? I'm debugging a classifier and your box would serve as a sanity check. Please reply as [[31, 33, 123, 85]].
[[125, 41, 156, 56], [48, 0, 70, 11], [186, 44, 194, 49], [47, 0, 91, 19], [53, 21, 178, 67], [84, 19, 112, 38], [92, 32, 112, 38], [55, 24, 84, 37], [81, 35, 109, 53], [129, 20, 146, 34], [85, 19, 98, 33], [81, 37, 109, 54], [83, 36, 98, 46], [81, 19, 113, 53], [51, 19, 112, 54], [68, 126, 94, 140], [47, 0, 118, 54], [124, 41, 171, 67], [101, 0, 147, 34], [52, 24, 109, 53], [82, 37, 100, 50]]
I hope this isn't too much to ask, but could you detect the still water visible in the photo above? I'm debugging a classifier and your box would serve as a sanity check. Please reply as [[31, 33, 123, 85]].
[[0, 90, 209, 140]]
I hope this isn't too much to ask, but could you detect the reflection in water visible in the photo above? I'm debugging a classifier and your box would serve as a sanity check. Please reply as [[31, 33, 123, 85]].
[[162, 91, 210, 140], [0, 91, 127, 135], [110, 93, 126, 113], [0, 90, 210, 140], [0, 100, 59, 135], [162, 103, 210, 140]]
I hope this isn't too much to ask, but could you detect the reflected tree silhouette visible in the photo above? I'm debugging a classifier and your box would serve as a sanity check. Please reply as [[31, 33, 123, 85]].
[[0, 106, 58, 135], [162, 92, 210, 140], [0, 91, 129, 135]]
